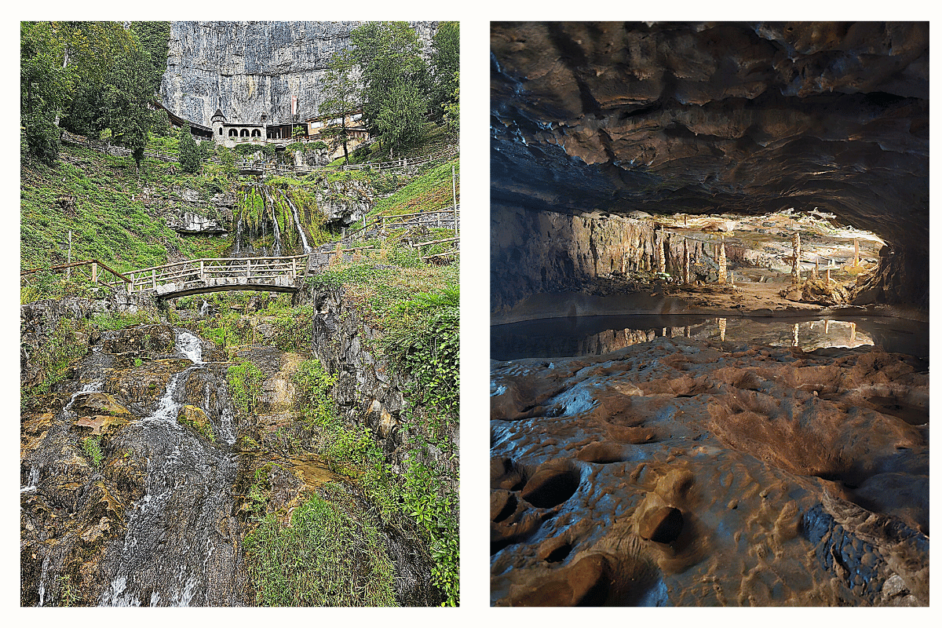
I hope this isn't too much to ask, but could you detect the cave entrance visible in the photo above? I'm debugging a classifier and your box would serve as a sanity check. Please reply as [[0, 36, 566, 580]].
[[631, 208, 883, 294]]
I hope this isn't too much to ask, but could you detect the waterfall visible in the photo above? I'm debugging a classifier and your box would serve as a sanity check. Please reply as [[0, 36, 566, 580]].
[[234, 216, 243, 255], [20, 464, 40, 493], [99, 329, 237, 606], [262, 186, 283, 257], [283, 192, 311, 254]]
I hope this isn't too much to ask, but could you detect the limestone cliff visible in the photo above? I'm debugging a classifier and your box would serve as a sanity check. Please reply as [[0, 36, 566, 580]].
[[160, 21, 438, 127]]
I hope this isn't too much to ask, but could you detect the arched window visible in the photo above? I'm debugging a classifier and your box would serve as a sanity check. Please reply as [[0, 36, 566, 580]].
[[229, 129, 238, 137], [218, 128, 223, 135], [240, 129, 249, 137], [251, 129, 261, 137]]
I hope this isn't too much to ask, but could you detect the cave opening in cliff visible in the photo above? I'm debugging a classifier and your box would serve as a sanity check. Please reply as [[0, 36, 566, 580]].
[[489, 21, 928, 607]]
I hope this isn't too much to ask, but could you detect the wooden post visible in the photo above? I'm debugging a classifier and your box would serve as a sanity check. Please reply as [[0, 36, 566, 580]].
[[91, 262, 98, 283], [200, 260, 205, 281], [151, 269, 156, 289], [246, 259, 251, 278], [452, 164, 458, 237], [292, 257, 296, 278]]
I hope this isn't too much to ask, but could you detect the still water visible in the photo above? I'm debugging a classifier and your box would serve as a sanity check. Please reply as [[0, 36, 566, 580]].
[[491, 315, 928, 362]]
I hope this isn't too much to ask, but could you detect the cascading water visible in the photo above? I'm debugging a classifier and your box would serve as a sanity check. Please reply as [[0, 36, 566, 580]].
[[98, 329, 241, 606], [261, 186, 283, 257], [282, 192, 311, 254]]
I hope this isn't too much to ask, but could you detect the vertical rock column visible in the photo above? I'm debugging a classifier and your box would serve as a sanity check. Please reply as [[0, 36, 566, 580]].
[[717, 240, 727, 284], [792, 233, 801, 284], [657, 230, 666, 274], [683, 239, 690, 284]]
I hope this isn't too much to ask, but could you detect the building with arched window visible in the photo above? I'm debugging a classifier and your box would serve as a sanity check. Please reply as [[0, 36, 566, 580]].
[[211, 109, 269, 148]]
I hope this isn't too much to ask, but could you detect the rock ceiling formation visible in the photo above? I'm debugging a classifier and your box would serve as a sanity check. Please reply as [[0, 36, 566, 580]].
[[491, 22, 929, 262]]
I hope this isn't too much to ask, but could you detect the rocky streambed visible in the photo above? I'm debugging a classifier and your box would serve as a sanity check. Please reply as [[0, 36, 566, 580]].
[[490, 336, 928, 606]]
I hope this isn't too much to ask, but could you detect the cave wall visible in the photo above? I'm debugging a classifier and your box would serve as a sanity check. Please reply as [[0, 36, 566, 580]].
[[491, 204, 706, 313], [490, 22, 929, 311]]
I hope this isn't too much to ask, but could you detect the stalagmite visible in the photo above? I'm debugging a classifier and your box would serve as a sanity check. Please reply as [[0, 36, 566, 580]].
[[854, 238, 860, 267], [718, 318, 727, 341], [814, 258, 819, 279], [717, 240, 727, 284], [683, 238, 690, 284], [792, 233, 801, 284], [657, 230, 666, 274]]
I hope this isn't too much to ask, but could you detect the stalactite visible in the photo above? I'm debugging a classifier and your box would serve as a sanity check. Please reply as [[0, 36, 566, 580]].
[[792, 233, 801, 284], [683, 238, 690, 284], [717, 240, 727, 284], [657, 230, 666, 274]]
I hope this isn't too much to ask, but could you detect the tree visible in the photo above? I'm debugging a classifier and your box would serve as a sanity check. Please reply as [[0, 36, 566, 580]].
[[429, 22, 459, 123], [319, 49, 361, 164], [101, 43, 155, 170], [129, 21, 171, 95], [179, 124, 202, 174], [444, 78, 459, 136], [20, 22, 71, 165], [350, 21, 429, 153], [375, 78, 425, 155]]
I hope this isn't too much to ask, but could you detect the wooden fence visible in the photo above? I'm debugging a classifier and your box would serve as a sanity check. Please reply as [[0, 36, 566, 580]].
[[121, 255, 309, 293]]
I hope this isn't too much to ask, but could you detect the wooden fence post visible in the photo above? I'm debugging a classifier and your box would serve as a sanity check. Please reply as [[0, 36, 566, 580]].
[[151, 269, 156, 289], [200, 260, 205, 281], [452, 164, 458, 237], [91, 262, 98, 283]]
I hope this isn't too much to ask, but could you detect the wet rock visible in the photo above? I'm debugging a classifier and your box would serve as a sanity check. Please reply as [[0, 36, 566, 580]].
[[638, 506, 684, 544]]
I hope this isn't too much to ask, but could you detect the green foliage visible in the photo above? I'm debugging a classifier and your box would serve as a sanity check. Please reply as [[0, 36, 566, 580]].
[[101, 41, 155, 170], [21, 316, 90, 407], [350, 22, 429, 155], [383, 287, 459, 429], [228, 361, 266, 415], [370, 158, 459, 218], [179, 124, 202, 174], [320, 49, 360, 164], [293, 359, 337, 429], [128, 21, 171, 95], [20, 22, 71, 165], [177, 407, 216, 443], [430, 22, 459, 123], [403, 455, 459, 606], [243, 489, 395, 607], [444, 80, 459, 135], [375, 77, 426, 155], [57, 574, 79, 607], [82, 436, 103, 467], [91, 309, 158, 331]]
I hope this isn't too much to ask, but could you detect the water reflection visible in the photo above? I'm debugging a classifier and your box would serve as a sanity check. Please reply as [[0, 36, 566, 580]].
[[491, 315, 928, 361]]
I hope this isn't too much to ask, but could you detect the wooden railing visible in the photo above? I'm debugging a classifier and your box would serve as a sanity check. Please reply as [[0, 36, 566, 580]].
[[21, 259, 131, 290], [122, 255, 309, 294]]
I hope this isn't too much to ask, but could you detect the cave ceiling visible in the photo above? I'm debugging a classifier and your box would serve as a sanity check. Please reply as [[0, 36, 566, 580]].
[[490, 22, 929, 252]]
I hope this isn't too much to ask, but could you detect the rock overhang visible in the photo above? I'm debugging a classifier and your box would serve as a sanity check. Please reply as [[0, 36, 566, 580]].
[[490, 22, 929, 255]]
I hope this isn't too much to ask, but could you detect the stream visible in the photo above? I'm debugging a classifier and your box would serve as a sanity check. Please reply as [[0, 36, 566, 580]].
[[97, 330, 241, 606]]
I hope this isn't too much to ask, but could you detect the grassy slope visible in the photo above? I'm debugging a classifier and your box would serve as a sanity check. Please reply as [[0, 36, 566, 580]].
[[21, 141, 233, 274]]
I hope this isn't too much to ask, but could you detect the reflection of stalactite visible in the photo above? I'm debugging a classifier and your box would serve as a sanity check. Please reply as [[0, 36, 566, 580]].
[[793, 323, 800, 347], [718, 318, 727, 341], [685, 326, 691, 338], [825, 319, 830, 334], [850, 322, 856, 343]]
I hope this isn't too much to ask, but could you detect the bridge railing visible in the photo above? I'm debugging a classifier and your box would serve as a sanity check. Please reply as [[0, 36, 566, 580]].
[[124, 255, 309, 293]]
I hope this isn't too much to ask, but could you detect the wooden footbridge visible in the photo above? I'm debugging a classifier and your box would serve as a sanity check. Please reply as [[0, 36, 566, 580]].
[[122, 255, 310, 299]]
